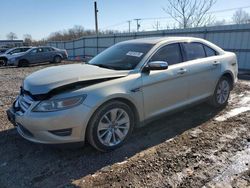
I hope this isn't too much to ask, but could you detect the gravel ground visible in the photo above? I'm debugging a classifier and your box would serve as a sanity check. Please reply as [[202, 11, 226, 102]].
[[0, 62, 249, 188]]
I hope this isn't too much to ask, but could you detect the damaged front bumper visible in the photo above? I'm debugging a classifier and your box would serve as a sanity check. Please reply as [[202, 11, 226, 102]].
[[6, 96, 93, 145]]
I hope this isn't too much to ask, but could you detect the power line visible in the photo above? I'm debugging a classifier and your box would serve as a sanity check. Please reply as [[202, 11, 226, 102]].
[[100, 5, 250, 30]]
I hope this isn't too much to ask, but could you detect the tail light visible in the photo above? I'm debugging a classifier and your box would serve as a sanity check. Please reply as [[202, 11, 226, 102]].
[[64, 50, 68, 57]]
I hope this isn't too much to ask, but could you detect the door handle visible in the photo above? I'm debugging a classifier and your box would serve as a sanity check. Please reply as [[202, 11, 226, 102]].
[[177, 68, 187, 75], [213, 61, 220, 66]]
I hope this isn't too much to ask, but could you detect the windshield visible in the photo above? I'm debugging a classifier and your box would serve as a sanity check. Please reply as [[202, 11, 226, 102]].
[[88, 43, 153, 70], [5, 48, 16, 54]]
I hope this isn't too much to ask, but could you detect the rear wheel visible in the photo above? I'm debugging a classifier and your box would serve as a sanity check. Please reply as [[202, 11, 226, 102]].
[[53, 56, 62, 63], [209, 76, 231, 107], [87, 101, 135, 152], [18, 60, 29, 67]]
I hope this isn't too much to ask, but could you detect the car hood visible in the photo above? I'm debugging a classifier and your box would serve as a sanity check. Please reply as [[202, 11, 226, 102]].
[[23, 64, 130, 95]]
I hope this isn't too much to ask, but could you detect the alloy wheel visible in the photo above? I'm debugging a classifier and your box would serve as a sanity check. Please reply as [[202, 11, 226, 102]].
[[97, 108, 130, 147], [216, 80, 230, 104]]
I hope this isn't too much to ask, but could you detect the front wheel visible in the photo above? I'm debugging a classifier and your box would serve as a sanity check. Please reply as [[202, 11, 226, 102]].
[[209, 76, 231, 108], [87, 101, 135, 152]]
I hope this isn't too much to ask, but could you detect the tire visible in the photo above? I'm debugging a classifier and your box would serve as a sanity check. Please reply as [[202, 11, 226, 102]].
[[0, 59, 7, 66], [18, 60, 29, 67], [53, 56, 62, 63], [86, 101, 135, 152], [209, 76, 231, 108]]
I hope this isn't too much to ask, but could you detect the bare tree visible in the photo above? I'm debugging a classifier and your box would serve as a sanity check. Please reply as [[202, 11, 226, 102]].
[[208, 19, 227, 26], [232, 9, 250, 24], [23, 34, 32, 45], [163, 0, 216, 28], [47, 25, 119, 41], [6, 32, 18, 40]]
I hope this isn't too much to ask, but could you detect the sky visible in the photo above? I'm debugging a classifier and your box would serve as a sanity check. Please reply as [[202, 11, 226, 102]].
[[1, 0, 250, 40]]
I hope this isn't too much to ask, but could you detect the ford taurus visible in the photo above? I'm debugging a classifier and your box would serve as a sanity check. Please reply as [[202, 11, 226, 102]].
[[7, 37, 238, 152]]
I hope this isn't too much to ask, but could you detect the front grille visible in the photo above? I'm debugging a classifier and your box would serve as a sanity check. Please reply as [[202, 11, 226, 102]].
[[16, 94, 34, 113]]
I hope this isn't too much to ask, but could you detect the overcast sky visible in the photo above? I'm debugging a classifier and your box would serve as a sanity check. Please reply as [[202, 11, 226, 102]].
[[1, 0, 250, 40]]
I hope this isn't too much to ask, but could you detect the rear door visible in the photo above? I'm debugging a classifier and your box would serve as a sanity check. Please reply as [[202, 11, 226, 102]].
[[141, 43, 189, 120], [181, 42, 221, 102], [42, 47, 54, 62]]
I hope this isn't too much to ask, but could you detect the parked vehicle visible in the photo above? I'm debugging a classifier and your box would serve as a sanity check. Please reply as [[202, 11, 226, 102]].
[[5, 46, 68, 67], [7, 37, 238, 152], [0, 47, 31, 66], [0, 48, 8, 54]]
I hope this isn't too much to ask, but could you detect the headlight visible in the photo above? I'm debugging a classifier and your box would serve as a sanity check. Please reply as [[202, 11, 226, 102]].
[[33, 95, 87, 112]]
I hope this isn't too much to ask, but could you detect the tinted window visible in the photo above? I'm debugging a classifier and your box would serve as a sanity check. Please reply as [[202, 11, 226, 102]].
[[20, 48, 30, 52], [8, 49, 21, 54], [89, 43, 153, 70], [204, 45, 217, 57], [30, 49, 38, 53], [183, 43, 206, 61], [150, 43, 182, 65], [43, 47, 52, 52], [37, 48, 43, 53]]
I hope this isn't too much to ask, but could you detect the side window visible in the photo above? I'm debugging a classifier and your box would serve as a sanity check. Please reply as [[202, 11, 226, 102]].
[[43, 48, 50, 52], [37, 48, 43, 53], [204, 45, 217, 57], [183, 43, 206, 61], [31, 49, 37, 53], [9, 49, 20, 54], [150, 43, 182, 66], [21, 48, 30, 52]]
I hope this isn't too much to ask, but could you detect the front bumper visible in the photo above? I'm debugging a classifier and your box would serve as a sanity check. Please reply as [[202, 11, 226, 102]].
[[7, 103, 93, 144]]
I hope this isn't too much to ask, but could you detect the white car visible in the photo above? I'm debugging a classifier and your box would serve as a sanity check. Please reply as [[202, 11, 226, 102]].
[[7, 37, 238, 152]]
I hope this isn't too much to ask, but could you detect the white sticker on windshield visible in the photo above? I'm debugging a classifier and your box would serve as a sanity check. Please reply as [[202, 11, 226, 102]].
[[126, 51, 144, 58]]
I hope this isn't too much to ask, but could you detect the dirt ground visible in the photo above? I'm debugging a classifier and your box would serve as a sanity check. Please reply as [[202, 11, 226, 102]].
[[0, 62, 249, 188]]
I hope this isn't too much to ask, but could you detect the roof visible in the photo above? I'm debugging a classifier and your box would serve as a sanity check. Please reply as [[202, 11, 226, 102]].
[[121, 37, 199, 45]]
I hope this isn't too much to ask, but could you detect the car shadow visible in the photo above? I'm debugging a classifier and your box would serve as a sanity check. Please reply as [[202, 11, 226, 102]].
[[0, 102, 222, 188]]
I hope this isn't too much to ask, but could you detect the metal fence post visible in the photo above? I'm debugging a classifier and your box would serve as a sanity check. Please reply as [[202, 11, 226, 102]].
[[204, 27, 208, 39], [73, 40, 75, 60], [96, 35, 99, 55], [83, 38, 85, 58]]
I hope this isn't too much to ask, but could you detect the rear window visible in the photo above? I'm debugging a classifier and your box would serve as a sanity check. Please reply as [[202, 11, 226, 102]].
[[183, 43, 206, 61]]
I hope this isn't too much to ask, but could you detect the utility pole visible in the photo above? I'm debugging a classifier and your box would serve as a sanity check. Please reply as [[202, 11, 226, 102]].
[[128, 20, 131, 33], [94, 1, 99, 35], [156, 21, 159, 31], [134, 19, 141, 32]]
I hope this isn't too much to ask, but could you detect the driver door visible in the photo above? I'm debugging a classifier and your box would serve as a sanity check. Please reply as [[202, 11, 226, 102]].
[[141, 43, 189, 120]]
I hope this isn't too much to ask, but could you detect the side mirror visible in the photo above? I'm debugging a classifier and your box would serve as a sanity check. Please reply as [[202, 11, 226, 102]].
[[143, 61, 169, 72]]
